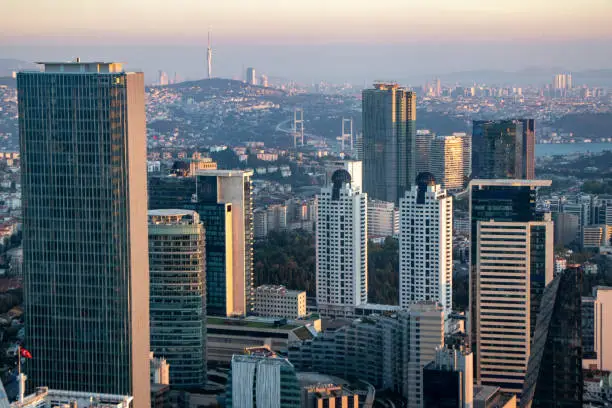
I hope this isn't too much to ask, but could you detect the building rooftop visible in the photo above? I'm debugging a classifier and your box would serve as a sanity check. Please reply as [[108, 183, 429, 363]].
[[11, 388, 132, 408], [255, 285, 305, 296], [33, 61, 125, 74], [194, 169, 253, 177], [207, 316, 299, 330], [470, 179, 552, 188]]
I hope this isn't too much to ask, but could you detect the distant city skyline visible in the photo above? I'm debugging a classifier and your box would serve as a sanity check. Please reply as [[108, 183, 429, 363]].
[[2, 1, 612, 84]]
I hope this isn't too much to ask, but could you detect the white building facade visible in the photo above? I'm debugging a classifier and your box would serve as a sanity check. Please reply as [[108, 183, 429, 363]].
[[368, 199, 399, 239], [254, 285, 307, 319], [316, 169, 367, 317], [399, 174, 453, 318]]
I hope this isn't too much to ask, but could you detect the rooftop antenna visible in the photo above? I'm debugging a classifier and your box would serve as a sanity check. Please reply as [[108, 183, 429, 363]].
[[207, 28, 212, 79]]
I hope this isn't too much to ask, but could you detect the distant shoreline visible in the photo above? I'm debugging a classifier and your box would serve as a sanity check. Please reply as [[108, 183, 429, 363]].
[[536, 142, 612, 157]]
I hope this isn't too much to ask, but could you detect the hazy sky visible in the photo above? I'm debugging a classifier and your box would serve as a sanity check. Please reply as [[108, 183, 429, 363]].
[[3, 0, 612, 83], [4, 0, 612, 44]]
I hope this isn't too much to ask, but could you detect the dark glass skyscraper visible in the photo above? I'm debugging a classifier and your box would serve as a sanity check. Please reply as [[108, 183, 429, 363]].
[[362, 83, 416, 204], [18, 62, 150, 407], [472, 119, 535, 180], [148, 210, 206, 387], [149, 168, 254, 316], [521, 266, 584, 408]]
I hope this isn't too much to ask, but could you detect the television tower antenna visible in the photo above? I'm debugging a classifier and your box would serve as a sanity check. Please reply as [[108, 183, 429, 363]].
[[207, 28, 212, 79]]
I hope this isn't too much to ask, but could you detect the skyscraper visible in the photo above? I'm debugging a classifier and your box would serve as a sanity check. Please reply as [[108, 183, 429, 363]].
[[148, 210, 206, 387], [399, 173, 453, 318], [415, 130, 435, 177], [469, 180, 553, 397], [453, 132, 472, 179], [18, 61, 150, 407], [246, 67, 256, 85], [583, 286, 612, 371], [429, 135, 464, 191], [316, 169, 367, 317], [521, 266, 583, 408], [362, 82, 416, 204], [148, 168, 254, 317], [471, 119, 535, 180], [423, 346, 474, 408]]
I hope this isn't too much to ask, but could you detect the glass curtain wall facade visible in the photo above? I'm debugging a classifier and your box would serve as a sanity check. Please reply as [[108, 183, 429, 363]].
[[472, 119, 535, 180], [148, 170, 252, 316], [521, 267, 583, 408], [362, 83, 416, 204], [18, 63, 150, 408], [148, 210, 206, 387]]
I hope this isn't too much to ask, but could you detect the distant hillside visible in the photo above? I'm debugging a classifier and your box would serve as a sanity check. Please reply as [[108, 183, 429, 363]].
[[0, 77, 16, 87], [158, 77, 286, 98], [552, 113, 612, 138], [0, 59, 37, 77]]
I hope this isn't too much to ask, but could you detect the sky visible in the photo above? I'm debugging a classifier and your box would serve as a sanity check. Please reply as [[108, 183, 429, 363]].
[[3, 0, 612, 83]]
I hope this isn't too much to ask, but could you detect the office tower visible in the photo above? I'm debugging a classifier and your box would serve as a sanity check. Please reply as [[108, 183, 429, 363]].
[[324, 160, 362, 191], [423, 346, 474, 408], [469, 180, 553, 397], [583, 224, 612, 248], [225, 347, 301, 408], [266, 204, 288, 233], [471, 119, 535, 180], [149, 168, 254, 317], [316, 169, 367, 317], [415, 130, 435, 176], [148, 210, 206, 387], [553, 73, 572, 90], [583, 287, 612, 371], [521, 266, 583, 408], [288, 303, 443, 407], [354, 133, 363, 160], [158, 70, 168, 86], [18, 61, 150, 407], [435, 78, 441, 97], [553, 212, 580, 246], [254, 285, 307, 319], [362, 82, 416, 204], [253, 208, 268, 239], [246, 67, 256, 85], [260, 74, 268, 87], [430, 135, 464, 191], [453, 132, 472, 178], [368, 199, 399, 238], [399, 173, 453, 318]]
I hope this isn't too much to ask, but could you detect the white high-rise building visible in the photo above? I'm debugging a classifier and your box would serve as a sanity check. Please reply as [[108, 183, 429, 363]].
[[430, 135, 464, 191], [593, 286, 612, 371], [316, 169, 367, 317], [399, 173, 453, 318]]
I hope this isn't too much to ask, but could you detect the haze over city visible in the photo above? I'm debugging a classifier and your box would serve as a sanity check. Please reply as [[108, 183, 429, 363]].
[[3, 0, 612, 83]]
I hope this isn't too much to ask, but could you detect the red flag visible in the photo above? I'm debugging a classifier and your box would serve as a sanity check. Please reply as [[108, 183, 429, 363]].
[[20, 348, 32, 359]]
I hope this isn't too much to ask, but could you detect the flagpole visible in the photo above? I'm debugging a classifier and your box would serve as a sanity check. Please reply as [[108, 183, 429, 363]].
[[17, 345, 21, 376]]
